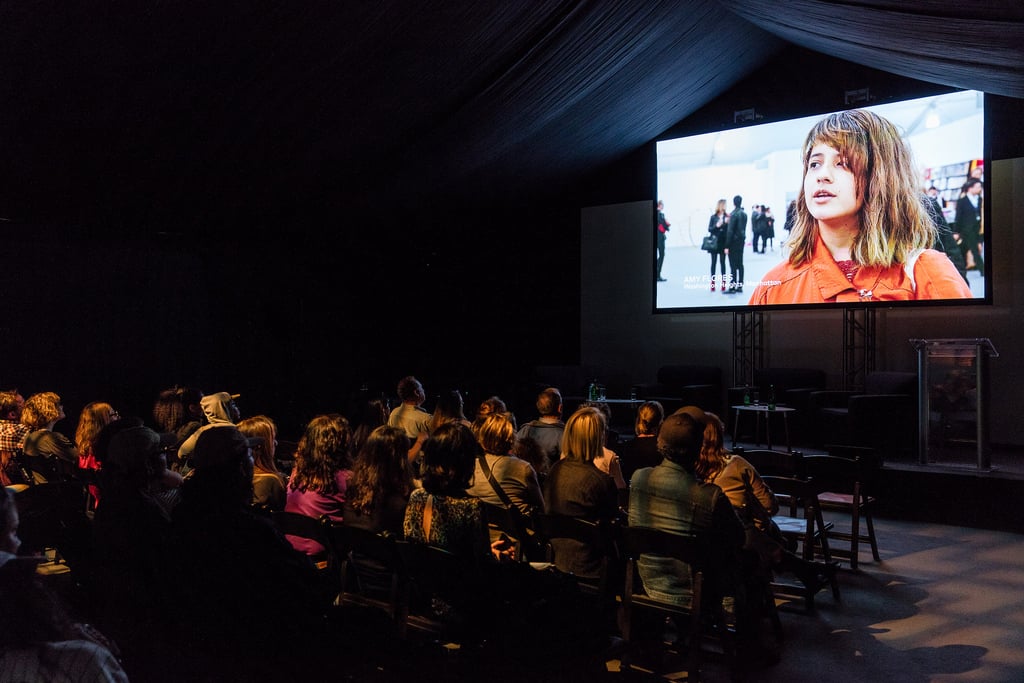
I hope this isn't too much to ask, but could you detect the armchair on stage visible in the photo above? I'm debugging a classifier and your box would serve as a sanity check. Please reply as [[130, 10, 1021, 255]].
[[634, 365, 723, 415], [808, 371, 918, 461]]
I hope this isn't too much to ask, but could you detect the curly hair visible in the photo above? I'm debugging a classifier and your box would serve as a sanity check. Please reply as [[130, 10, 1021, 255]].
[[152, 386, 203, 433], [788, 108, 934, 268], [21, 392, 62, 430], [289, 414, 351, 495], [347, 425, 412, 515]]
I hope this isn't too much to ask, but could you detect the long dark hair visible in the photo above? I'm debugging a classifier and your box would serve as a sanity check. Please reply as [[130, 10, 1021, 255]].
[[419, 423, 480, 495], [290, 414, 352, 494], [347, 425, 412, 515]]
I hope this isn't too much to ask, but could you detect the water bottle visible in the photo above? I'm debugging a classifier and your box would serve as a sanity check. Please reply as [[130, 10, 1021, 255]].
[[743, 384, 751, 406], [588, 380, 598, 402], [768, 384, 776, 411]]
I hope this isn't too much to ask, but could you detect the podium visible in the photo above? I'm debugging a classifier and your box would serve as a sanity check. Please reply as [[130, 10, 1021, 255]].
[[911, 338, 998, 470]]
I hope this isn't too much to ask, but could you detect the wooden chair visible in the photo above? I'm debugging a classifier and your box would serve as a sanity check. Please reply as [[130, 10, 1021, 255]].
[[393, 539, 482, 641], [480, 501, 539, 562], [802, 454, 880, 570], [271, 511, 337, 572], [736, 448, 803, 477], [332, 524, 409, 636], [760, 475, 839, 608], [619, 526, 735, 680], [534, 513, 618, 594]]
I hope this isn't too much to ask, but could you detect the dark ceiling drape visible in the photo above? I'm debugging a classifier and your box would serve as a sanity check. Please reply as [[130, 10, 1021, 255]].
[[717, 0, 1024, 98]]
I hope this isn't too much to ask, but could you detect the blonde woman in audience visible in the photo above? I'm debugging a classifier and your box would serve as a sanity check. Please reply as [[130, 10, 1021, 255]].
[[238, 415, 287, 511]]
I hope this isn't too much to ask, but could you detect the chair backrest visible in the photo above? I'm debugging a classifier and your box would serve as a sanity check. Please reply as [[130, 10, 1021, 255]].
[[271, 511, 335, 570], [736, 448, 803, 478], [759, 474, 820, 518], [534, 513, 615, 558], [393, 539, 479, 615], [620, 526, 707, 567], [801, 454, 871, 494], [824, 444, 880, 468]]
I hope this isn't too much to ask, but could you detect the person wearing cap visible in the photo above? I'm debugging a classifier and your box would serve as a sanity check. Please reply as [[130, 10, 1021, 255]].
[[175, 391, 242, 468], [628, 407, 743, 606]]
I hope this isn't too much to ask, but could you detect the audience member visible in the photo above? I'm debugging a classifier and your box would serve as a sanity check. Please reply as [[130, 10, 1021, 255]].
[[151, 386, 204, 451], [0, 390, 30, 486], [167, 426, 328, 679], [543, 406, 620, 579], [75, 401, 119, 503], [474, 395, 507, 424], [90, 418, 175, 678], [515, 387, 565, 477], [350, 396, 388, 458], [430, 389, 472, 432], [618, 400, 664, 482], [344, 425, 413, 535], [696, 411, 836, 589], [468, 413, 543, 550], [175, 391, 241, 467], [284, 414, 353, 555], [21, 392, 79, 481], [404, 423, 504, 561], [237, 416, 286, 511], [387, 376, 431, 440]]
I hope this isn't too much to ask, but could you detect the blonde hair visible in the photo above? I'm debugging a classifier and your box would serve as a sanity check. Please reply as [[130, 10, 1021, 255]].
[[694, 411, 729, 482], [634, 401, 664, 437], [21, 392, 62, 430], [237, 415, 279, 475], [473, 412, 515, 456], [560, 406, 606, 463], [788, 109, 934, 268]]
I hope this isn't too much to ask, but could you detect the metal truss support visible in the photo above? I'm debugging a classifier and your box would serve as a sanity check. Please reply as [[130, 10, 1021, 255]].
[[843, 307, 876, 390], [732, 311, 765, 387]]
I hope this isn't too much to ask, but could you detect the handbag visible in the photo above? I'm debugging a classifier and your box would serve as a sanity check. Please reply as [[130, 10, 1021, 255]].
[[701, 234, 718, 251]]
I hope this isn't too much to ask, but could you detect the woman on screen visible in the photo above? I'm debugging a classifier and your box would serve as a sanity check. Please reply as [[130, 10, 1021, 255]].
[[748, 109, 972, 305], [707, 198, 728, 292]]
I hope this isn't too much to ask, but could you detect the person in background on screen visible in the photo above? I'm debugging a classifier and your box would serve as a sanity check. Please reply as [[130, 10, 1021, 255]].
[[954, 177, 984, 276], [724, 195, 747, 293], [656, 200, 670, 282], [763, 205, 776, 251], [707, 199, 729, 292], [749, 109, 972, 305], [924, 186, 968, 284]]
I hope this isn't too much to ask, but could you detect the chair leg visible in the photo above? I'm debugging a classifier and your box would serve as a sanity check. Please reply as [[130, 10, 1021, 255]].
[[850, 496, 861, 571], [865, 506, 880, 561]]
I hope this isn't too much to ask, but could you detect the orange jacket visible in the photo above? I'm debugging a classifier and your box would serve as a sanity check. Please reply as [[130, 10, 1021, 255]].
[[749, 235, 973, 305]]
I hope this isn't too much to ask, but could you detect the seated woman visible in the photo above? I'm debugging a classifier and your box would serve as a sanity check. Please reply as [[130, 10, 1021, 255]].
[[344, 425, 413, 535], [21, 392, 78, 481], [430, 389, 472, 432], [696, 411, 835, 588], [74, 401, 119, 504], [543, 406, 620, 579], [581, 401, 627, 495], [618, 400, 664, 484], [238, 415, 287, 511], [467, 412, 544, 548], [284, 414, 353, 555], [403, 423, 506, 562]]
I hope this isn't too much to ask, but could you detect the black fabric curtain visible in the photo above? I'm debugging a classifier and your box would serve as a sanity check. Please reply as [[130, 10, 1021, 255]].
[[716, 0, 1024, 98]]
